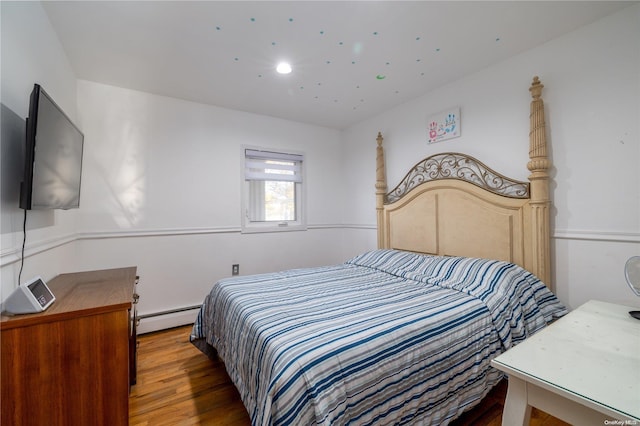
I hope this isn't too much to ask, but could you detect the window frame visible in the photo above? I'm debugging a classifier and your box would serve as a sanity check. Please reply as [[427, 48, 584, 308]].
[[241, 145, 306, 234]]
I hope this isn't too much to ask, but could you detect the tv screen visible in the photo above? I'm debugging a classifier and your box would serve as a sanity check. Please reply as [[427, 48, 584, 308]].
[[20, 84, 84, 210]]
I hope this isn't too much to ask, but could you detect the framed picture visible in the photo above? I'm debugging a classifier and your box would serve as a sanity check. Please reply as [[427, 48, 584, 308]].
[[427, 107, 460, 144]]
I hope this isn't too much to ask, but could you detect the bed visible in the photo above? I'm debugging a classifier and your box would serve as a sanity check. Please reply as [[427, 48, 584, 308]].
[[190, 77, 567, 425]]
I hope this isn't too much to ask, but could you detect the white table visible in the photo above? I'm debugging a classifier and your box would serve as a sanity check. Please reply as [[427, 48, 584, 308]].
[[491, 300, 640, 426]]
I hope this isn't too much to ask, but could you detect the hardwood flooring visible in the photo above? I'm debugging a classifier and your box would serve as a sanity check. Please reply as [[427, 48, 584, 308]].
[[129, 325, 569, 426]]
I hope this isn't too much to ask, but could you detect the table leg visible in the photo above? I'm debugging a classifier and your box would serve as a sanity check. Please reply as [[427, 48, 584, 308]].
[[502, 376, 532, 426]]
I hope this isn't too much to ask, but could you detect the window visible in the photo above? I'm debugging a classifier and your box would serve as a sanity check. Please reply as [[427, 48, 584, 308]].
[[242, 148, 305, 233]]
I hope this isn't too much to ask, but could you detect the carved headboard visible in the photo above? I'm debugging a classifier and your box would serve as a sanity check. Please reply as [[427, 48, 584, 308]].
[[376, 77, 552, 286]]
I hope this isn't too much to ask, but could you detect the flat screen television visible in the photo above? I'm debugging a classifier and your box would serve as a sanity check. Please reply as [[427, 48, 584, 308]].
[[20, 84, 84, 210]]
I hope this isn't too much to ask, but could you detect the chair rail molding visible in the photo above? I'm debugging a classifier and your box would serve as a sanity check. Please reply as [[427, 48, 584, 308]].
[[553, 229, 640, 243], [2, 227, 637, 268]]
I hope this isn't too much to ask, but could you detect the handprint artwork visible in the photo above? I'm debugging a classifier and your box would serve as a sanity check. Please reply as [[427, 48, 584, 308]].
[[427, 108, 460, 143]]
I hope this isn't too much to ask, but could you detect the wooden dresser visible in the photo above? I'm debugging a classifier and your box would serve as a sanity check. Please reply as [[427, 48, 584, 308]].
[[1, 267, 138, 426]]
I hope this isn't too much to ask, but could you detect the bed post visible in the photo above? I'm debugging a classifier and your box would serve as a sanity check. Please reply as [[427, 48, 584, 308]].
[[376, 132, 388, 249], [527, 77, 552, 287]]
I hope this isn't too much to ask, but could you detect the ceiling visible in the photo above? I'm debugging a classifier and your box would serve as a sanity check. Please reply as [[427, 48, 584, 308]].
[[42, 1, 632, 129]]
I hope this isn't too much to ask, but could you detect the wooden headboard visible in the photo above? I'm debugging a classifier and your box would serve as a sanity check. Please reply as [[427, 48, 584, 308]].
[[376, 77, 551, 286]]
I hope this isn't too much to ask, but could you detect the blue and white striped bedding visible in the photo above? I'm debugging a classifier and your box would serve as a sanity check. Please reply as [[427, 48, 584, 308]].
[[191, 249, 567, 425]]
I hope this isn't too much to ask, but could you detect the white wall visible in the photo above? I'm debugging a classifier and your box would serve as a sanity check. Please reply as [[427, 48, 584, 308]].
[[74, 81, 345, 331], [0, 2, 80, 300], [341, 4, 640, 310]]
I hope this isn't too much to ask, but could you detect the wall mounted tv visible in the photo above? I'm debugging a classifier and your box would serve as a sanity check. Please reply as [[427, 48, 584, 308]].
[[20, 84, 84, 210]]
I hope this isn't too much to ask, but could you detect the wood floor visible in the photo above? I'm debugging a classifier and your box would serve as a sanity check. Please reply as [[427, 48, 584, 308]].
[[129, 325, 570, 426]]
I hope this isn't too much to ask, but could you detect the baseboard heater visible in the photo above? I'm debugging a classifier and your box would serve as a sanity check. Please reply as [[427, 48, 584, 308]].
[[137, 304, 202, 334], [138, 304, 202, 320]]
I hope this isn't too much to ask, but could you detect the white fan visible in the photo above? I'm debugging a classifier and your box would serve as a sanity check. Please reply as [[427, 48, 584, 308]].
[[625, 256, 640, 320]]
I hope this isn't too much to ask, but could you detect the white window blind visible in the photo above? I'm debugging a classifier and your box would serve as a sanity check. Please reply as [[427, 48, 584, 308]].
[[242, 147, 306, 232], [244, 149, 303, 183]]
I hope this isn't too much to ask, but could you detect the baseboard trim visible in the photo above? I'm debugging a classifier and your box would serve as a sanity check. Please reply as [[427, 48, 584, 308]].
[[137, 306, 201, 335]]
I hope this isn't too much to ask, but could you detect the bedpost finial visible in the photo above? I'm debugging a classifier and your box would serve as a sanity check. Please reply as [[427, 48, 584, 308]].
[[529, 76, 544, 100], [375, 131, 387, 193]]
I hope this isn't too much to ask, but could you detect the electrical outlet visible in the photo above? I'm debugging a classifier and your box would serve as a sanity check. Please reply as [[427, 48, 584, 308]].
[[232, 264, 239, 276]]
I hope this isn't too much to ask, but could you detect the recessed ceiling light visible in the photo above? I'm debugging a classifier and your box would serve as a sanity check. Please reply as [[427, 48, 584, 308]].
[[276, 62, 292, 74]]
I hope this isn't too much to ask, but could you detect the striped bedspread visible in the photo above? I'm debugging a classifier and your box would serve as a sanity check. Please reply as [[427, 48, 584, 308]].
[[191, 250, 567, 425]]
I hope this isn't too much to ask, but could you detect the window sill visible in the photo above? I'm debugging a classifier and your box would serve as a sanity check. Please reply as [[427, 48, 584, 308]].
[[241, 223, 307, 234]]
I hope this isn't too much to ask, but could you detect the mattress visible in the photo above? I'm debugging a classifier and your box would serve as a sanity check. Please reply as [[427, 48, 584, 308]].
[[191, 249, 567, 425]]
